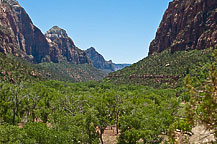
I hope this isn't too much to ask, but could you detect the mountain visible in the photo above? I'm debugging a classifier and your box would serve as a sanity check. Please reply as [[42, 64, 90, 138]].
[[85, 47, 130, 72], [85, 47, 114, 72], [0, 0, 91, 65], [149, 0, 217, 54], [0, 0, 50, 63], [106, 0, 216, 87], [0, 0, 106, 82], [45, 26, 91, 64]]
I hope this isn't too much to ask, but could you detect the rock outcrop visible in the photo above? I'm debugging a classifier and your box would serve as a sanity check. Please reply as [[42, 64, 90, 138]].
[[85, 47, 114, 72], [45, 26, 91, 64], [149, 0, 217, 55], [0, 0, 50, 63]]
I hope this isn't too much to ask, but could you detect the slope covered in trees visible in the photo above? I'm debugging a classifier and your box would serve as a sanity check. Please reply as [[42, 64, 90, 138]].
[[106, 48, 213, 88], [0, 53, 106, 83]]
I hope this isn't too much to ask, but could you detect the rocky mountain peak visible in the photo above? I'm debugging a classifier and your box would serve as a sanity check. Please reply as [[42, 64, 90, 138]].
[[1, 0, 19, 6], [45, 26, 68, 40], [45, 26, 91, 64], [88, 47, 96, 51]]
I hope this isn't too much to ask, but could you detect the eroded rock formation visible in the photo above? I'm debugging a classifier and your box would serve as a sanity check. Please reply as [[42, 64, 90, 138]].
[[45, 26, 91, 64]]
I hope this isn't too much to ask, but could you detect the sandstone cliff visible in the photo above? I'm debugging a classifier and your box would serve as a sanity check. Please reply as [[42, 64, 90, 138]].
[[0, 0, 50, 63], [45, 26, 91, 64], [149, 0, 217, 54]]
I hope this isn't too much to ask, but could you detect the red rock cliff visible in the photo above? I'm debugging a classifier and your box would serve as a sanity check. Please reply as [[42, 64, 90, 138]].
[[0, 0, 50, 63], [149, 0, 217, 55]]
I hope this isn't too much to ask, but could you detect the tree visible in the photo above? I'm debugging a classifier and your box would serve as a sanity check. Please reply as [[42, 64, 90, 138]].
[[185, 49, 217, 138]]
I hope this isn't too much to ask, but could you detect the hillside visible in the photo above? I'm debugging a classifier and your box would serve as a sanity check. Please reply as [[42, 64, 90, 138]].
[[106, 48, 213, 88], [0, 53, 43, 83], [0, 53, 106, 83], [37, 61, 106, 82]]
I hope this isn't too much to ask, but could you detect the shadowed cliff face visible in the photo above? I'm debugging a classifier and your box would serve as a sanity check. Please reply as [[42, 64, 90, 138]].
[[0, 0, 50, 63], [85, 47, 115, 72], [149, 0, 217, 55], [45, 26, 91, 64]]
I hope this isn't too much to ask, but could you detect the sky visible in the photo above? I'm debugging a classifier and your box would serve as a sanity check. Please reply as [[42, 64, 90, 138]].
[[17, 0, 172, 64]]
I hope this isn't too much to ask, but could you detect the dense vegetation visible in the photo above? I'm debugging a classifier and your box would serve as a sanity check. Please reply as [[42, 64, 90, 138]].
[[106, 49, 213, 88], [0, 53, 106, 84], [0, 53, 43, 83], [38, 61, 106, 82], [0, 81, 180, 143], [184, 50, 217, 139]]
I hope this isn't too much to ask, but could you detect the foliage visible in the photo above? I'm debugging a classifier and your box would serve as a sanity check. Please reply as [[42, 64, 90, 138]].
[[0, 53, 106, 84], [106, 49, 213, 88], [184, 49, 217, 138], [0, 53, 43, 84], [0, 81, 179, 143], [37, 61, 106, 82]]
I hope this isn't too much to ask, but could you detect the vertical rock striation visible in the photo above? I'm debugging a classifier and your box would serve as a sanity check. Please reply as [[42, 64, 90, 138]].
[[0, 0, 91, 64], [0, 0, 50, 63], [149, 0, 217, 55]]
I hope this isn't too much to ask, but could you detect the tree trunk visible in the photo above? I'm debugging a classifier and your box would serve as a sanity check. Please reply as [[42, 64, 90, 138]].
[[12, 94, 18, 125], [99, 133, 103, 144], [115, 111, 119, 134], [12, 108, 16, 125]]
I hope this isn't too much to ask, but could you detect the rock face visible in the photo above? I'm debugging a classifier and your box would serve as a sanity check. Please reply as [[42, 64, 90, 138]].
[[0, 0, 50, 63], [0, 0, 91, 65], [149, 0, 217, 55], [45, 26, 91, 64], [85, 47, 114, 72]]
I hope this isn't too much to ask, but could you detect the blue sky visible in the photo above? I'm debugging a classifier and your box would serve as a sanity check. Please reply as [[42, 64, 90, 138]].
[[17, 0, 171, 64]]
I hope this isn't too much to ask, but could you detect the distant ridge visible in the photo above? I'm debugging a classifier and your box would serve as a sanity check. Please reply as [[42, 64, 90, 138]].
[[85, 47, 130, 72]]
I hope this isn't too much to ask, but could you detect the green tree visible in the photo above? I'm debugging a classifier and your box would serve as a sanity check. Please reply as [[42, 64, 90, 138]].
[[185, 49, 217, 138]]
